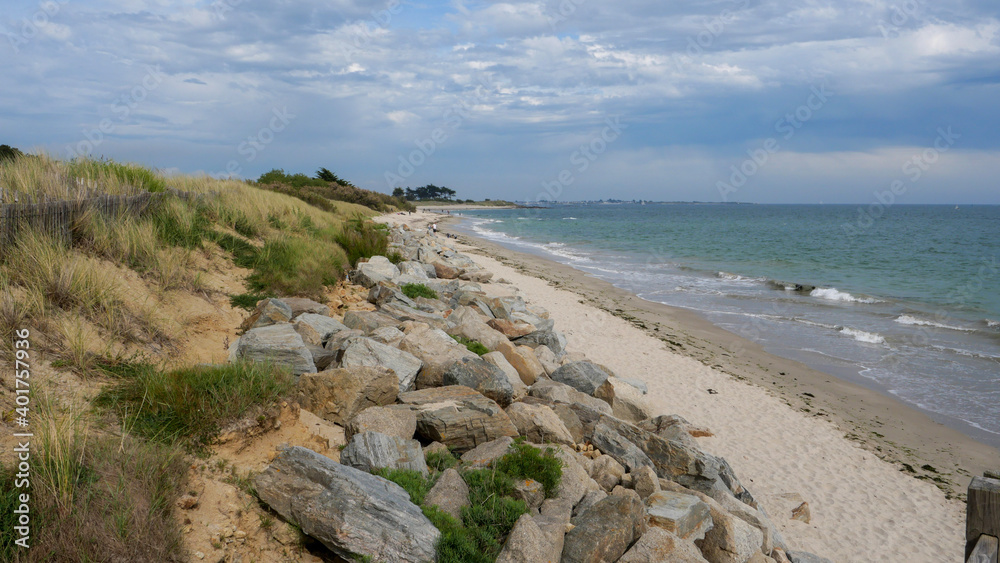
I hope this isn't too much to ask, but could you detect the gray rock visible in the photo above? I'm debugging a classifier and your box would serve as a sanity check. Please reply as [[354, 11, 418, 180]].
[[398, 325, 476, 389], [786, 551, 834, 563], [442, 357, 515, 407], [294, 313, 349, 347], [645, 490, 713, 541], [350, 256, 401, 288], [590, 421, 655, 473], [505, 402, 575, 445], [343, 310, 400, 333], [306, 345, 338, 371], [552, 448, 598, 507], [278, 297, 331, 318], [369, 326, 406, 346], [608, 378, 654, 424], [230, 324, 316, 375], [633, 465, 661, 499], [698, 494, 765, 563], [591, 455, 626, 491], [573, 489, 608, 519], [460, 436, 515, 468], [243, 298, 293, 330], [481, 352, 529, 401], [487, 296, 528, 320], [254, 446, 438, 563], [368, 282, 418, 309], [561, 493, 647, 563], [550, 361, 615, 403], [341, 431, 428, 476], [448, 317, 510, 351], [529, 379, 614, 416], [425, 468, 469, 520], [397, 261, 429, 280], [380, 302, 454, 331], [324, 328, 365, 351], [533, 345, 561, 376], [637, 414, 699, 449], [537, 498, 575, 562], [619, 528, 709, 563], [514, 329, 567, 356], [345, 405, 417, 441], [616, 377, 648, 395], [496, 514, 552, 563], [339, 336, 423, 392], [512, 478, 545, 510], [398, 386, 519, 452], [295, 366, 398, 425]]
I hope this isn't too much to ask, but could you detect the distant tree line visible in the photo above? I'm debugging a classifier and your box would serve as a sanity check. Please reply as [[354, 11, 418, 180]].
[[256, 167, 415, 212], [1, 144, 26, 162], [392, 185, 458, 201]]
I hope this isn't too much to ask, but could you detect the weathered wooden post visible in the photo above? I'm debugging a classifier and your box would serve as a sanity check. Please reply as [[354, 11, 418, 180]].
[[967, 471, 1000, 563]]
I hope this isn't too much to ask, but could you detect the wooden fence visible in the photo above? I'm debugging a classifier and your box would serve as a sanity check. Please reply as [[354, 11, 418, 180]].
[[0, 189, 203, 253], [967, 471, 1000, 563]]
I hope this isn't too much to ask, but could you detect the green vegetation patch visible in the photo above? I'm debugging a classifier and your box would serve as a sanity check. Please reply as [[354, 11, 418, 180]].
[[245, 234, 345, 300], [335, 217, 390, 267], [425, 449, 459, 472], [402, 283, 438, 300], [495, 441, 563, 498], [452, 336, 489, 356], [96, 362, 293, 449]]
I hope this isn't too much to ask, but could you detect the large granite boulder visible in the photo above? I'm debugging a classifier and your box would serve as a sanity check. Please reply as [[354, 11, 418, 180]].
[[697, 493, 765, 563], [380, 302, 454, 331], [442, 357, 515, 407], [339, 337, 423, 392], [591, 455, 626, 491], [550, 361, 615, 404], [487, 296, 528, 320], [460, 436, 515, 469], [397, 386, 519, 452], [496, 513, 553, 563], [499, 342, 546, 386], [481, 352, 528, 401], [350, 256, 401, 288], [295, 366, 397, 425], [619, 528, 709, 563], [645, 491, 713, 541], [505, 402, 575, 445], [240, 298, 293, 330], [229, 324, 316, 375], [345, 405, 417, 441], [343, 310, 400, 334], [368, 282, 418, 309], [514, 329, 568, 356], [254, 446, 438, 563], [487, 318, 536, 339], [293, 313, 349, 347], [448, 317, 509, 351], [561, 492, 647, 563], [424, 468, 469, 520], [398, 325, 476, 389], [279, 297, 331, 318], [529, 379, 613, 416], [608, 377, 654, 423], [340, 431, 428, 476]]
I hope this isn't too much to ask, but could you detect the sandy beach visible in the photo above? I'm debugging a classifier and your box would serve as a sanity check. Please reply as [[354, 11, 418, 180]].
[[378, 209, 1000, 562]]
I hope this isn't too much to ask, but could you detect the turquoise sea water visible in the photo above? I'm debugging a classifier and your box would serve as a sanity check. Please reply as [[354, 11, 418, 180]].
[[453, 204, 1000, 447]]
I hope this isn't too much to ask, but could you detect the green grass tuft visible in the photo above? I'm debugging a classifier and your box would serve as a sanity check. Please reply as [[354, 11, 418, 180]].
[[402, 283, 438, 300], [229, 292, 272, 311], [244, 234, 345, 299], [96, 362, 293, 449], [459, 468, 528, 558], [334, 217, 389, 267], [370, 468, 437, 507], [425, 449, 459, 472], [495, 441, 563, 498], [451, 335, 489, 356]]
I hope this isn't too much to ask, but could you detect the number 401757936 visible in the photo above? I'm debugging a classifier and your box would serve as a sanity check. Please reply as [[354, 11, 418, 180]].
[[14, 328, 30, 423]]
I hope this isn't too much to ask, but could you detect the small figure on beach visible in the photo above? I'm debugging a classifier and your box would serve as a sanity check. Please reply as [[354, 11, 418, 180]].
[[432, 222, 438, 233]]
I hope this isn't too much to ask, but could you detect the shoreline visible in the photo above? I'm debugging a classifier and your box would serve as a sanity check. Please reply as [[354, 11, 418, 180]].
[[429, 211, 1000, 493]]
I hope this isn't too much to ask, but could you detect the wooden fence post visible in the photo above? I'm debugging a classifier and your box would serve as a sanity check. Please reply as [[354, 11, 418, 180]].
[[967, 473, 1000, 563]]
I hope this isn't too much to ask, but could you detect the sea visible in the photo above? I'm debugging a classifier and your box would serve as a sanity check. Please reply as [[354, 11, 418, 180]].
[[451, 203, 1000, 449]]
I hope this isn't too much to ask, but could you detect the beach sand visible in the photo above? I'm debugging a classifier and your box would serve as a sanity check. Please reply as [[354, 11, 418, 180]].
[[378, 210, 1000, 562]]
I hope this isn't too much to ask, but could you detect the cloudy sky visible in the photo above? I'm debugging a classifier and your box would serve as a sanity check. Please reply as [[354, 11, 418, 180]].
[[2, 0, 999, 203]]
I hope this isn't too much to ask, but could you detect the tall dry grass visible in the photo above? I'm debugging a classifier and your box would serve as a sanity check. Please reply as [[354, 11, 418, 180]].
[[0, 153, 165, 204]]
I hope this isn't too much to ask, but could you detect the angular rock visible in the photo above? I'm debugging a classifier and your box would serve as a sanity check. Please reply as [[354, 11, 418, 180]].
[[425, 468, 469, 520], [460, 436, 515, 468], [398, 386, 519, 452], [550, 361, 615, 404], [397, 261, 429, 279], [442, 357, 515, 407], [616, 377, 649, 395], [619, 528, 709, 563], [590, 421, 655, 473], [368, 282, 418, 309], [645, 491, 713, 541], [699, 494, 765, 563], [398, 325, 476, 389], [433, 261, 461, 279], [706, 490, 787, 555], [254, 446, 438, 563], [537, 498, 575, 562], [496, 513, 552, 563], [307, 345, 338, 371], [370, 326, 406, 346], [637, 415, 699, 449], [552, 447, 598, 507], [280, 297, 331, 318], [296, 366, 397, 425], [591, 455, 626, 491], [339, 337, 423, 392], [459, 269, 494, 283], [345, 405, 417, 441], [500, 343, 546, 386], [633, 466, 661, 499], [488, 318, 536, 339], [380, 302, 454, 331], [350, 256, 401, 288], [230, 324, 316, 375], [533, 345, 561, 376], [608, 378, 654, 424], [294, 313, 349, 347], [481, 351, 528, 401], [514, 329, 568, 356], [529, 379, 613, 416], [341, 431, 428, 475], [324, 328, 365, 350], [573, 489, 608, 519], [449, 317, 509, 351], [487, 296, 528, 320], [785, 551, 833, 563], [505, 402, 575, 445], [561, 493, 647, 563], [343, 310, 400, 333], [512, 478, 546, 510], [241, 298, 293, 330]]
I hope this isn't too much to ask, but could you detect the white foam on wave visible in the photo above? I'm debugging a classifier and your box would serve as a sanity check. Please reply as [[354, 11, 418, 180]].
[[562, 217, 578, 220], [895, 315, 974, 332], [811, 287, 882, 304], [716, 271, 765, 283], [987, 320, 1000, 329], [839, 327, 886, 344]]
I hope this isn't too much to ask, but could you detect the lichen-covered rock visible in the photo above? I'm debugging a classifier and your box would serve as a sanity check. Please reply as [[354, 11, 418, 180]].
[[512, 478, 546, 510], [295, 366, 397, 425], [254, 446, 438, 563], [340, 431, 428, 476]]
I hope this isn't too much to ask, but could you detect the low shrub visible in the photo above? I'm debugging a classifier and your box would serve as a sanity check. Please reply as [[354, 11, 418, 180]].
[[460, 469, 528, 558], [425, 449, 459, 472], [334, 217, 389, 267], [402, 283, 438, 300], [452, 336, 489, 356], [495, 441, 563, 498]]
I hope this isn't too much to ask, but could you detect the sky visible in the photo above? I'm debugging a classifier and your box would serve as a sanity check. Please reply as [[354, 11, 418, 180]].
[[2, 0, 999, 203]]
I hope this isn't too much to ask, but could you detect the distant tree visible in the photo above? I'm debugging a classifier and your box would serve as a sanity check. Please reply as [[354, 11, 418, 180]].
[[0, 144, 24, 162], [392, 187, 405, 198], [316, 167, 340, 183]]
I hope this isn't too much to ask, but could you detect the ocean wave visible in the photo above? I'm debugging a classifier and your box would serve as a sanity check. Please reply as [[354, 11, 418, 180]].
[[716, 271, 765, 283], [895, 315, 974, 332], [811, 287, 882, 304], [562, 217, 578, 220], [987, 320, 1000, 329], [930, 345, 1000, 362], [470, 225, 521, 241], [839, 327, 886, 344]]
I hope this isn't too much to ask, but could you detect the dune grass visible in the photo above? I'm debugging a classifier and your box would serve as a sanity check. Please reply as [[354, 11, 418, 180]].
[[402, 283, 438, 300]]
